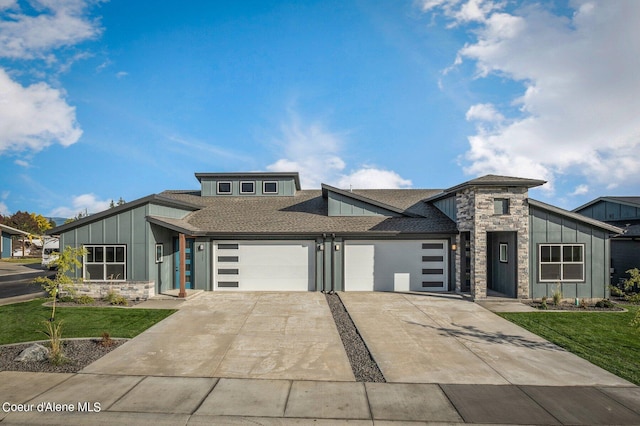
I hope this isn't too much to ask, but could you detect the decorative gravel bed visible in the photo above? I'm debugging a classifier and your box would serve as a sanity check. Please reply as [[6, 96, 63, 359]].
[[0, 339, 126, 374], [325, 293, 385, 383]]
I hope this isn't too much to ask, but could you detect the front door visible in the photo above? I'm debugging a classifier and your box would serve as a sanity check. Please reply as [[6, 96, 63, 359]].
[[487, 231, 517, 297], [174, 238, 195, 290]]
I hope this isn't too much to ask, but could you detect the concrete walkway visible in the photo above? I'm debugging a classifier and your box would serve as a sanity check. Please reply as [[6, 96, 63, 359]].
[[2, 291, 639, 424], [340, 292, 633, 386], [1, 371, 639, 425], [82, 292, 354, 381]]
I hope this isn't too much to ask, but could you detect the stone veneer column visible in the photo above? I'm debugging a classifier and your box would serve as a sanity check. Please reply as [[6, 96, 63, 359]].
[[455, 186, 530, 300]]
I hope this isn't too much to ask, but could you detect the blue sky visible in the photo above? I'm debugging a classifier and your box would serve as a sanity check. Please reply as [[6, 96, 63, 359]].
[[1, 0, 639, 219]]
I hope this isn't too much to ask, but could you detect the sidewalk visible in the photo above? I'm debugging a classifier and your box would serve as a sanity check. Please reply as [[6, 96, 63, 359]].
[[1, 371, 639, 425]]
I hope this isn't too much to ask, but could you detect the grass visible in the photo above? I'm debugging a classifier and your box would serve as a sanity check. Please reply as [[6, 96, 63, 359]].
[[0, 299, 176, 345], [0, 257, 41, 265], [499, 304, 640, 385]]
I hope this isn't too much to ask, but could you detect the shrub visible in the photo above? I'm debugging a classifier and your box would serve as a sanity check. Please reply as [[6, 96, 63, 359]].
[[100, 331, 114, 347], [579, 298, 588, 309], [595, 299, 614, 309], [625, 293, 640, 305], [540, 296, 548, 310], [58, 295, 75, 303], [622, 268, 640, 293], [552, 286, 563, 306], [75, 295, 95, 305], [43, 319, 65, 365], [104, 290, 128, 306], [609, 285, 625, 297]]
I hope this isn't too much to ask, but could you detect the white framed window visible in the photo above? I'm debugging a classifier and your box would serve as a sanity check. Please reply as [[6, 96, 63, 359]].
[[217, 181, 232, 194], [155, 243, 163, 263], [263, 181, 278, 194], [84, 245, 126, 281], [240, 181, 255, 194], [499, 243, 508, 263], [539, 244, 584, 282]]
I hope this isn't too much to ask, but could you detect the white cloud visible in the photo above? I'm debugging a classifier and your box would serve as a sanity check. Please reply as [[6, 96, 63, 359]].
[[266, 113, 412, 189], [0, 0, 102, 59], [14, 159, 29, 167], [0, 201, 8, 215], [48, 193, 111, 218], [570, 184, 589, 196], [426, 0, 640, 192], [0, 68, 82, 153], [465, 103, 504, 123], [116, 71, 128, 78]]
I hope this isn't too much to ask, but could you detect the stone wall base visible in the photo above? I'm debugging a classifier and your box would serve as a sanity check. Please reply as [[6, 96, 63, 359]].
[[62, 281, 156, 301]]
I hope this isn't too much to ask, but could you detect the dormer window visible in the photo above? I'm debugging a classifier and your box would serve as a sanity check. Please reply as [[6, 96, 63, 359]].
[[263, 181, 278, 194], [240, 181, 255, 194], [217, 182, 232, 194]]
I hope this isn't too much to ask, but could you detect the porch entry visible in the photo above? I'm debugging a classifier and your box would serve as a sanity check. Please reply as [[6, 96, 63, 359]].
[[174, 237, 195, 290], [487, 231, 517, 298]]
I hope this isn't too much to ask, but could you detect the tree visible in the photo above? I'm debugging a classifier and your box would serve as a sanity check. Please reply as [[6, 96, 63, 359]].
[[623, 268, 640, 293], [31, 213, 52, 234], [1, 211, 39, 234]]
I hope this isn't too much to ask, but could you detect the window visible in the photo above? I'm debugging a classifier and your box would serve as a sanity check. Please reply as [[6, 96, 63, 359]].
[[217, 181, 232, 194], [155, 244, 163, 263], [240, 181, 255, 194], [85, 245, 126, 281], [539, 244, 584, 282], [263, 181, 278, 194], [494, 198, 509, 215], [499, 243, 508, 263]]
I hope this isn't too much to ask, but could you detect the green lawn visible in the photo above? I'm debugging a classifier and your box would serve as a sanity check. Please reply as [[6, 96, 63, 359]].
[[0, 258, 42, 265], [499, 304, 640, 385], [0, 299, 176, 345]]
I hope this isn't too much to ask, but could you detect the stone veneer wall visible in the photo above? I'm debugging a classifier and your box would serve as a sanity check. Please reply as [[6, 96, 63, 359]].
[[62, 281, 156, 301], [456, 186, 530, 299]]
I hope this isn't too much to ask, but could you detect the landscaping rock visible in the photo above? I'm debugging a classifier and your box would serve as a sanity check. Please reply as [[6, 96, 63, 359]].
[[14, 343, 49, 362]]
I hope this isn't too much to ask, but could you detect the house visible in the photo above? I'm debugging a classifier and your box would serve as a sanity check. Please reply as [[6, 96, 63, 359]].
[[48, 172, 621, 301], [573, 197, 640, 286], [0, 224, 30, 259]]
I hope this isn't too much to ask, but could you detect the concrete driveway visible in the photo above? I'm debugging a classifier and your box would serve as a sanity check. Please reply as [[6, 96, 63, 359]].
[[340, 292, 632, 386], [82, 292, 354, 381]]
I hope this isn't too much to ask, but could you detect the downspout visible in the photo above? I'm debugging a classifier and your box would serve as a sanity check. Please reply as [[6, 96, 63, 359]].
[[330, 233, 336, 294]]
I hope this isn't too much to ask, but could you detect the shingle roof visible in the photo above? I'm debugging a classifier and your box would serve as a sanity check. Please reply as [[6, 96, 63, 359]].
[[160, 190, 457, 235], [426, 174, 547, 202]]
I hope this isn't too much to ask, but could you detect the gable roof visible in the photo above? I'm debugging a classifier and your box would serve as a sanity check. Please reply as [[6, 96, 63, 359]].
[[0, 224, 30, 236], [427, 174, 547, 202], [573, 196, 640, 213], [528, 199, 623, 234], [48, 194, 202, 235], [158, 189, 457, 236]]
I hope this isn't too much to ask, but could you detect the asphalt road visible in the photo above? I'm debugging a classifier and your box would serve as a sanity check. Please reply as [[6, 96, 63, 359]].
[[0, 263, 54, 299]]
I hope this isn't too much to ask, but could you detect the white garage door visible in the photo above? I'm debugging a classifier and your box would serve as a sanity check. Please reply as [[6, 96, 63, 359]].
[[344, 240, 448, 292], [213, 241, 315, 291]]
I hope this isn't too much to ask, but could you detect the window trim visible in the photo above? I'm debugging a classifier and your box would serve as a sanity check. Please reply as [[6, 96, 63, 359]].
[[240, 181, 255, 194], [155, 243, 163, 263], [499, 243, 508, 263], [263, 181, 278, 194], [217, 181, 232, 195], [84, 244, 127, 282], [538, 243, 585, 283]]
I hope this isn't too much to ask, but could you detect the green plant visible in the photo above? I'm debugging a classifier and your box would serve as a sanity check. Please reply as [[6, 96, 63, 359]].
[[100, 331, 114, 347], [631, 310, 640, 329], [579, 298, 588, 309], [552, 285, 563, 306], [595, 299, 614, 309], [104, 290, 128, 306], [59, 295, 75, 303], [622, 268, 640, 293], [42, 319, 65, 365], [540, 296, 548, 310], [625, 293, 640, 304], [609, 285, 624, 297], [75, 295, 95, 305]]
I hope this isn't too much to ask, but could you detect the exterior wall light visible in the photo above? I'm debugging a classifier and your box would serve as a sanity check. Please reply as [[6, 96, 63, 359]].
[[335, 244, 340, 251], [198, 244, 205, 251], [318, 244, 324, 251], [451, 244, 457, 251]]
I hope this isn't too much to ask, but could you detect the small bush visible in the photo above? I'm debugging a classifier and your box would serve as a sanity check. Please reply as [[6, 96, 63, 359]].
[[595, 299, 614, 309], [75, 295, 95, 305], [609, 285, 625, 297], [540, 297, 548, 310], [552, 286, 563, 306], [625, 293, 640, 305], [104, 290, 128, 306], [58, 295, 75, 303], [43, 319, 66, 365], [579, 298, 588, 309], [100, 331, 114, 347]]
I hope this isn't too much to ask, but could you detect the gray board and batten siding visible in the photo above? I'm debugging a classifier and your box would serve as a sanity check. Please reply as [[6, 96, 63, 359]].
[[197, 172, 300, 197], [529, 203, 612, 300], [432, 195, 457, 222], [327, 191, 403, 217], [576, 198, 640, 222]]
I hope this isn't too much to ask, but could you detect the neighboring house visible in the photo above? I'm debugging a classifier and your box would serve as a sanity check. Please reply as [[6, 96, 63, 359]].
[[0, 224, 30, 259], [48, 172, 621, 301], [573, 197, 640, 286]]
